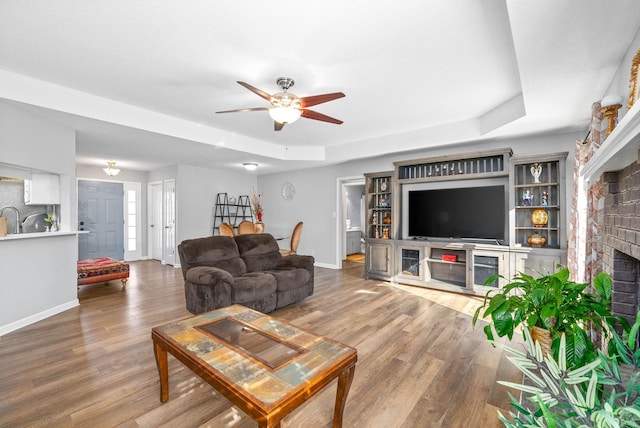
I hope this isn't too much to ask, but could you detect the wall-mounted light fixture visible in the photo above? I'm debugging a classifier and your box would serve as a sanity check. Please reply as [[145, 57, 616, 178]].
[[103, 161, 121, 176], [243, 163, 258, 171]]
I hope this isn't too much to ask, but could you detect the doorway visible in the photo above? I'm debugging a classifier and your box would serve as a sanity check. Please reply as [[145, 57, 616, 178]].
[[336, 176, 365, 268], [78, 180, 124, 260]]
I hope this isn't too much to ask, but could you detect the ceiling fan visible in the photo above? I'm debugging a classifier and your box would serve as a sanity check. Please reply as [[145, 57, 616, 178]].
[[216, 77, 345, 131]]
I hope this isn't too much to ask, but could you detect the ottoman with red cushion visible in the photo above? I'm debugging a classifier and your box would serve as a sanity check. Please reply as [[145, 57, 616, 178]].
[[77, 257, 130, 288]]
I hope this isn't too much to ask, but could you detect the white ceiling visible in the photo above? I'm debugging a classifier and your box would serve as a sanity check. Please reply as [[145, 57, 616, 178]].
[[1, 1, 639, 174]]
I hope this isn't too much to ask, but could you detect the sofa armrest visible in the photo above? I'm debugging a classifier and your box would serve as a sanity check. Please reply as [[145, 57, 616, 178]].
[[186, 266, 234, 285], [278, 254, 314, 270]]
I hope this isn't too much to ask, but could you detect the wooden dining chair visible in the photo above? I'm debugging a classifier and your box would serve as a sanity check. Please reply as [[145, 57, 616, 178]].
[[219, 222, 235, 237], [237, 220, 256, 235], [280, 222, 303, 256]]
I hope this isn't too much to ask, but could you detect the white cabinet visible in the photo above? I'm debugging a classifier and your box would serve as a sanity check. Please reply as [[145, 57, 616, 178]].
[[24, 173, 60, 205]]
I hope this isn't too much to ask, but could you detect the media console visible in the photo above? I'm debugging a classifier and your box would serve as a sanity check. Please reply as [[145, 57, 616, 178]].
[[364, 148, 568, 296]]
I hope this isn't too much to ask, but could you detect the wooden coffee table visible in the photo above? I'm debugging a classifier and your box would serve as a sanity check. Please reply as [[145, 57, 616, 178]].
[[151, 305, 357, 428]]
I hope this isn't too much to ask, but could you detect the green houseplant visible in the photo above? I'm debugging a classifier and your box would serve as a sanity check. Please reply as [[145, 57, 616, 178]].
[[493, 313, 640, 427], [472, 267, 621, 368]]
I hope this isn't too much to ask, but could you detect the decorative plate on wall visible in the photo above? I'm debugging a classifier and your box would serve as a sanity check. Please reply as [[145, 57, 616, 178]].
[[281, 182, 295, 200]]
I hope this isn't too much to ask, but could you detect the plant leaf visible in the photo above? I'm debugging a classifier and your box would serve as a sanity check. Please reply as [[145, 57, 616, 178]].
[[497, 380, 544, 395], [568, 358, 601, 378], [585, 370, 597, 409]]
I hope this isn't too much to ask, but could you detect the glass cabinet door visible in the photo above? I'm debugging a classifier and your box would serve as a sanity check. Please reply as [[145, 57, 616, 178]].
[[401, 248, 420, 277], [472, 250, 506, 288]]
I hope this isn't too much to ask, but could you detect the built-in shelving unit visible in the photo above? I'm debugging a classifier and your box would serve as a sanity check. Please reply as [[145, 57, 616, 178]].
[[366, 172, 393, 240], [511, 153, 567, 250], [363, 147, 567, 295], [364, 171, 394, 280], [513, 160, 561, 248]]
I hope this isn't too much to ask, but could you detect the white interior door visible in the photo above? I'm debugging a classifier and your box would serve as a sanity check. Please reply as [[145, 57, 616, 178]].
[[163, 179, 176, 266], [148, 182, 162, 261]]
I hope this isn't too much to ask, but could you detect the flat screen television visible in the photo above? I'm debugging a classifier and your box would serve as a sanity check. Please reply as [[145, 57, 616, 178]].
[[408, 185, 506, 243]]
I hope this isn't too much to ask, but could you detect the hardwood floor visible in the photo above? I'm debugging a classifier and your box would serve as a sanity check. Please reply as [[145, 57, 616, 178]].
[[0, 260, 521, 427]]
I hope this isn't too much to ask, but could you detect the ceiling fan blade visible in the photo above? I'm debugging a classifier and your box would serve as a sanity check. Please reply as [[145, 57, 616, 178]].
[[237, 81, 273, 102], [301, 109, 343, 124], [215, 107, 269, 114], [299, 92, 345, 108], [274, 121, 285, 131]]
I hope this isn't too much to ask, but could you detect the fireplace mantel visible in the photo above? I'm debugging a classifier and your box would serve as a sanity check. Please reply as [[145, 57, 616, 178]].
[[582, 102, 640, 182]]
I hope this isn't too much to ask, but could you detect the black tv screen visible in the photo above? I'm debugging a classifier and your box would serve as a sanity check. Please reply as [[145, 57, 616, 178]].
[[408, 185, 505, 242]]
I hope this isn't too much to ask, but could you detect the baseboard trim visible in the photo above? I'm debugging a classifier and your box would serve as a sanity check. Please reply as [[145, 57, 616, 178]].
[[314, 262, 339, 269], [0, 299, 79, 337]]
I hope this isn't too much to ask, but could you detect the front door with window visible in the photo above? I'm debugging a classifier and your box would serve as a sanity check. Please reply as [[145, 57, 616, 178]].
[[78, 180, 124, 260]]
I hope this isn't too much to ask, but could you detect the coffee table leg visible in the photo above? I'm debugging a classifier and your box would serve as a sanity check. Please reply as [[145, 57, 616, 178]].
[[332, 365, 355, 428], [153, 339, 169, 402]]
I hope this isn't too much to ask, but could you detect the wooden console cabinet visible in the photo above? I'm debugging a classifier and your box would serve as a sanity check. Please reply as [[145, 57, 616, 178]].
[[395, 240, 509, 294]]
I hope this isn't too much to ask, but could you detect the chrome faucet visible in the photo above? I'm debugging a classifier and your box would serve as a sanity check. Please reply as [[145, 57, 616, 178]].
[[0, 206, 20, 234]]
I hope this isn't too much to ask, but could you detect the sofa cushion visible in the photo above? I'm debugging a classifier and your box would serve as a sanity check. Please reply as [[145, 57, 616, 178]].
[[235, 234, 283, 272], [178, 236, 247, 277], [233, 272, 277, 303], [186, 266, 234, 285], [267, 268, 312, 292]]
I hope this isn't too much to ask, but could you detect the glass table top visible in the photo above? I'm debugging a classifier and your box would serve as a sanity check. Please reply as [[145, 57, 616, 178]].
[[197, 317, 304, 369]]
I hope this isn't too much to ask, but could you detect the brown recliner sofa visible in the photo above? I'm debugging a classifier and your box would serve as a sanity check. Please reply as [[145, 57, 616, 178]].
[[177, 233, 314, 314]]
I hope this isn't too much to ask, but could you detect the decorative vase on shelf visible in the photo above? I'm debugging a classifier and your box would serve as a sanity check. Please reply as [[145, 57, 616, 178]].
[[531, 208, 548, 227], [254, 221, 264, 233], [527, 233, 546, 247]]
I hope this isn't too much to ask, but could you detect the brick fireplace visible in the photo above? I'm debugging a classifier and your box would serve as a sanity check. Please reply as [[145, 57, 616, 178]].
[[601, 159, 640, 326]]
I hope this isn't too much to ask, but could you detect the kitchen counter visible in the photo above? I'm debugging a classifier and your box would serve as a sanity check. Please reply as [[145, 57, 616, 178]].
[[0, 231, 85, 241]]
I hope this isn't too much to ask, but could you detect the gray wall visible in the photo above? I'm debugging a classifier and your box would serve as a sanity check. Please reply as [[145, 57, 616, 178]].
[[0, 100, 79, 334], [176, 164, 257, 242], [258, 131, 580, 268]]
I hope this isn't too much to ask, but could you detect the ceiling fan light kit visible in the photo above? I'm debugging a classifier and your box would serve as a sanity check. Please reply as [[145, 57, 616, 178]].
[[269, 106, 301, 124], [216, 77, 345, 131]]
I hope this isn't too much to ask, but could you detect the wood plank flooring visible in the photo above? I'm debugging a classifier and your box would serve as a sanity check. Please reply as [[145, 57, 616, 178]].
[[0, 260, 521, 427]]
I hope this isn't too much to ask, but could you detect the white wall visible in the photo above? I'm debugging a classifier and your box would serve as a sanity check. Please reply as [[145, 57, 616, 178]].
[[603, 29, 640, 118], [259, 131, 580, 267]]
